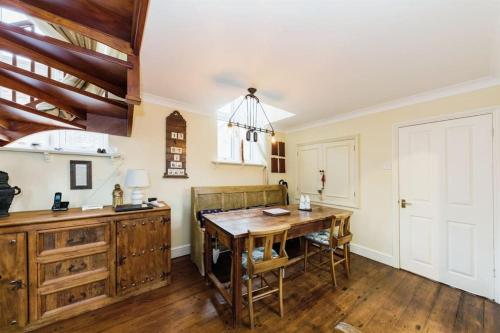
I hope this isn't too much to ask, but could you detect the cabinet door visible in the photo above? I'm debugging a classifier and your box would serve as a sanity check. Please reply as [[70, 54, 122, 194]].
[[322, 139, 358, 207], [297, 143, 322, 200], [117, 215, 171, 295], [0, 233, 27, 330]]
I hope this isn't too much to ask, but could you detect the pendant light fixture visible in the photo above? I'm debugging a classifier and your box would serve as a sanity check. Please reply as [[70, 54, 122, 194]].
[[227, 88, 276, 143]]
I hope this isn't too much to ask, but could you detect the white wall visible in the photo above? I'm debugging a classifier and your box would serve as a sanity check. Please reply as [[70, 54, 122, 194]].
[[286, 85, 500, 265], [1, 102, 285, 250]]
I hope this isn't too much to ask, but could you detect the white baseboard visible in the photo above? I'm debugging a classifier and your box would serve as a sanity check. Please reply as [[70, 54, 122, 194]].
[[172, 244, 191, 258], [172, 242, 395, 268], [350, 243, 395, 267]]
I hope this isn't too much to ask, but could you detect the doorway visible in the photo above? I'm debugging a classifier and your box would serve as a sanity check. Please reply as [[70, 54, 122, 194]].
[[398, 114, 494, 298]]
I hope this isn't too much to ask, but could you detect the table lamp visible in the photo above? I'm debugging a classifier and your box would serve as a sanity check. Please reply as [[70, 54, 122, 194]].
[[124, 169, 150, 204]]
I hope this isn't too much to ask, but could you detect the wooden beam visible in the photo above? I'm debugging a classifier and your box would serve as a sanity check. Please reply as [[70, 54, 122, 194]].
[[0, 98, 84, 130], [0, 123, 60, 143], [0, 36, 125, 98], [131, 0, 150, 55], [126, 55, 141, 105], [0, 23, 132, 68], [0, 22, 130, 97], [0, 131, 11, 144], [127, 104, 135, 137], [0, 71, 87, 120], [0, 119, 10, 130], [1, 0, 133, 54], [0, 61, 129, 120]]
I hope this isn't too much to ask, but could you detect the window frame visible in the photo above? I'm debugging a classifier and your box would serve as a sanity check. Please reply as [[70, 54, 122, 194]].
[[216, 119, 267, 166]]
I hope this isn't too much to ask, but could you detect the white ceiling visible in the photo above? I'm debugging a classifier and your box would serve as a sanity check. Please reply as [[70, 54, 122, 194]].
[[141, 0, 500, 130]]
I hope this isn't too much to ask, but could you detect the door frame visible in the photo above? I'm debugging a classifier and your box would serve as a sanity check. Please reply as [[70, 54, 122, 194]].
[[391, 107, 500, 302]]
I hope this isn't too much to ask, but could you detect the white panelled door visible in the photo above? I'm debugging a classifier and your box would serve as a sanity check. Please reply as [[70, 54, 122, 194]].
[[399, 114, 494, 298]]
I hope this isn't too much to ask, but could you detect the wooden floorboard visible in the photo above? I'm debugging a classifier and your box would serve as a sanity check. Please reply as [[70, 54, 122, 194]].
[[34, 254, 500, 333]]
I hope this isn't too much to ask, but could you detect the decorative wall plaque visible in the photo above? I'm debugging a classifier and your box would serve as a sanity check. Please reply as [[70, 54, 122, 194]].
[[164, 111, 189, 178]]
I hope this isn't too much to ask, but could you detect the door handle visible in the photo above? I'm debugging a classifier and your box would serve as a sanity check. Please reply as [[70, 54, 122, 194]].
[[400, 199, 412, 208]]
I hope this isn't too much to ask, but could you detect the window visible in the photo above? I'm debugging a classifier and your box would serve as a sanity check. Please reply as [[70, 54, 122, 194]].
[[216, 96, 294, 165], [5, 130, 114, 155], [216, 118, 266, 165]]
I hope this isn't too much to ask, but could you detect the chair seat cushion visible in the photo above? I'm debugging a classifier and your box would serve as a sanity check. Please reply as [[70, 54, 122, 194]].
[[305, 228, 339, 246], [242, 247, 279, 270]]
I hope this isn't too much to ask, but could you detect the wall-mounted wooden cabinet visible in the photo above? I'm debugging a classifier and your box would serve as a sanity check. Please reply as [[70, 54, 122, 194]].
[[0, 205, 171, 332]]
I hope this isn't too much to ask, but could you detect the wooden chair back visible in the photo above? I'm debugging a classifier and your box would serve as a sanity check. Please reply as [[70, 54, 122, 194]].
[[330, 215, 353, 248], [247, 224, 290, 275]]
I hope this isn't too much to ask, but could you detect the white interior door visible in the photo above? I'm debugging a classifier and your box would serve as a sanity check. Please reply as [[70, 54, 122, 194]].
[[399, 114, 494, 298]]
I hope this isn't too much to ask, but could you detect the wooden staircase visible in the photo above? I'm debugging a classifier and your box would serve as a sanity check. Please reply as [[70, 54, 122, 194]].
[[0, 0, 149, 146]]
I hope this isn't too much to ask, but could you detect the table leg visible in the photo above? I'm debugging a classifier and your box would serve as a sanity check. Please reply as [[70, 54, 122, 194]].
[[231, 237, 243, 327], [204, 228, 213, 283]]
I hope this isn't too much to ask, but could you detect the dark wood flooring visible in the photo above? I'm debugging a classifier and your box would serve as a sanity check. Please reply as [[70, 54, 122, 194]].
[[35, 254, 500, 333]]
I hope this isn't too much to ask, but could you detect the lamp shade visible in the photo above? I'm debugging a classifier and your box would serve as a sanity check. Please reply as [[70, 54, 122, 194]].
[[124, 169, 149, 188]]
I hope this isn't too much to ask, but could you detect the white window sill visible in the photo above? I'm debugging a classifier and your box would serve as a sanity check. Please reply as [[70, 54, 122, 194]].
[[212, 160, 267, 167], [0, 147, 120, 159]]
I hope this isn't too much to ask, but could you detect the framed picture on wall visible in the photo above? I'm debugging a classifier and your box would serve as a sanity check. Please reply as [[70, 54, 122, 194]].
[[70, 160, 92, 190]]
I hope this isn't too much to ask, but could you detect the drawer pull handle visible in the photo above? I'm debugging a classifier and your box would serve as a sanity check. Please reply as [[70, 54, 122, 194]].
[[67, 236, 86, 246], [9, 239, 17, 245], [68, 262, 88, 273], [10, 320, 17, 325]]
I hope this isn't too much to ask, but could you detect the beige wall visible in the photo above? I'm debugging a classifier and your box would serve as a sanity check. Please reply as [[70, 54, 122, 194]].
[[1, 102, 284, 249], [286, 85, 500, 262]]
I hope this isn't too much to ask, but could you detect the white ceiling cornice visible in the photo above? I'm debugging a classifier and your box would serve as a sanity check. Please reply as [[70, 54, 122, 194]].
[[285, 76, 500, 133]]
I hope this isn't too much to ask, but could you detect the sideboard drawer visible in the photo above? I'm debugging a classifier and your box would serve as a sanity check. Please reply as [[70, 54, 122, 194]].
[[39, 252, 108, 286], [37, 224, 110, 255], [39, 278, 109, 317]]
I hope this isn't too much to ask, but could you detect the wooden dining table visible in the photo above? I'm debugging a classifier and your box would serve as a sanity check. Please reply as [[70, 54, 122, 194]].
[[202, 204, 353, 326]]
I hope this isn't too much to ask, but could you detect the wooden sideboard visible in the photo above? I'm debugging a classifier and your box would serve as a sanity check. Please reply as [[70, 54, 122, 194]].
[[0, 205, 171, 332]]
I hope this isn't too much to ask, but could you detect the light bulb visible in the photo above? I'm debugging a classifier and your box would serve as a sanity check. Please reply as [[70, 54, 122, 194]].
[[271, 132, 276, 143]]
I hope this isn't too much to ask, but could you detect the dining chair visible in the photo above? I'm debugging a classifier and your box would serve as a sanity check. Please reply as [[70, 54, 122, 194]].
[[242, 224, 290, 329], [303, 215, 352, 286]]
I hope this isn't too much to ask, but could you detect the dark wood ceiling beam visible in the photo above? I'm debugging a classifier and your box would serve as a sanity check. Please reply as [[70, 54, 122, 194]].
[[0, 131, 12, 144], [0, 97, 84, 130], [126, 55, 141, 105], [0, 124, 59, 143], [131, 0, 150, 55], [0, 23, 132, 68], [0, 22, 131, 97], [0, 72, 87, 120], [0, 118, 10, 130], [0, 61, 129, 120], [1, 0, 133, 54], [0, 35, 126, 98]]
